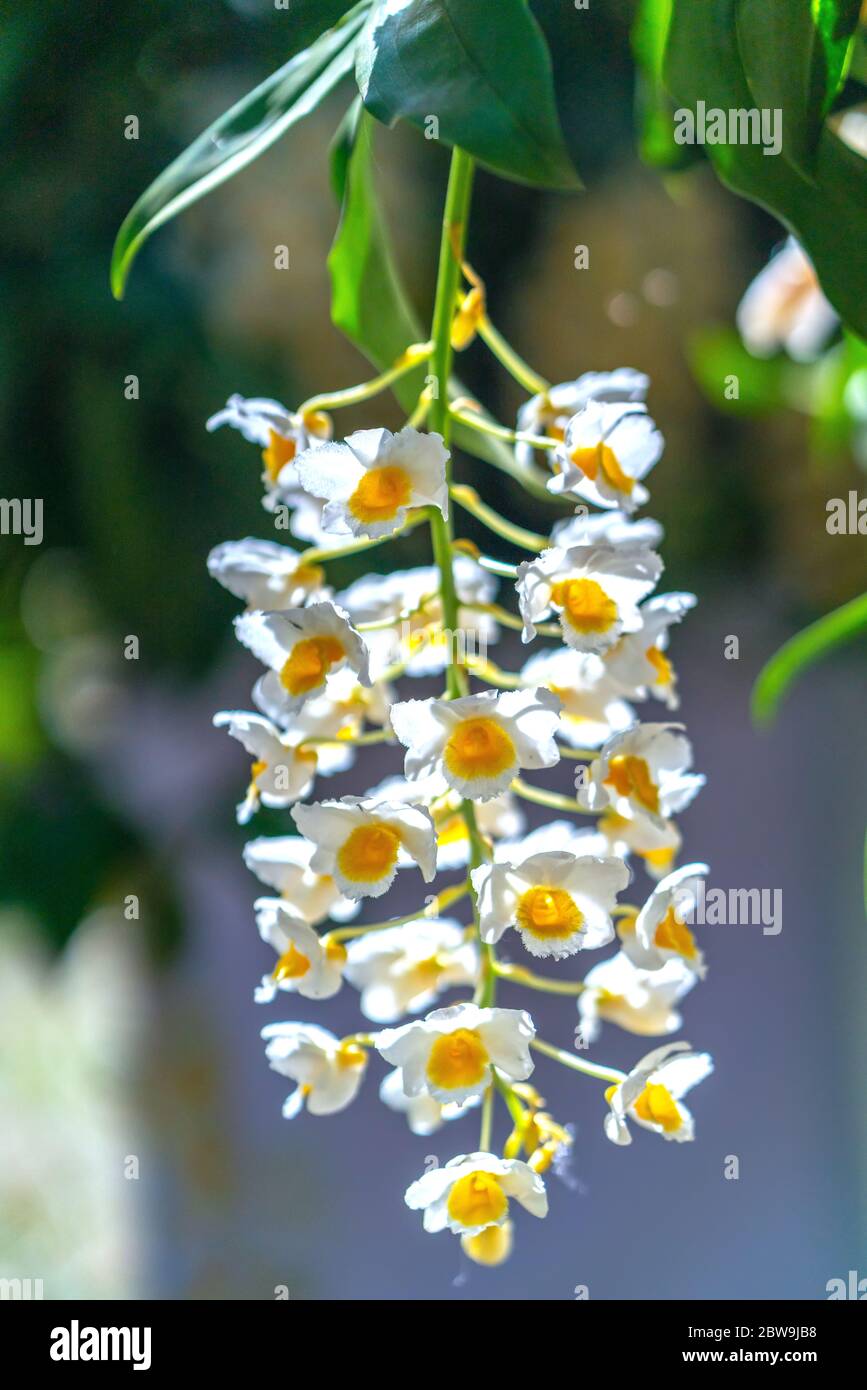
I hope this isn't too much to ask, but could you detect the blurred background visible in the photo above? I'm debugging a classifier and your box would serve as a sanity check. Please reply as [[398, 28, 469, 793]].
[[1, 0, 865, 1300]]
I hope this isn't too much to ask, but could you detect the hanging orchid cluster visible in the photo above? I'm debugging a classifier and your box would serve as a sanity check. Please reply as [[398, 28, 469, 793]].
[[207, 152, 713, 1269]]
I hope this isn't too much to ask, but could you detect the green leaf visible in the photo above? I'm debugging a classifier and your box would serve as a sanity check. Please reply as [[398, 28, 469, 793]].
[[110, 5, 368, 299], [751, 590, 867, 725], [632, 0, 699, 169], [327, 101, 425, 406], [736, 0, 861, 177], [356, 0, 581, 190], [664, 0, 867, 339], [326, 102, 542, 479]]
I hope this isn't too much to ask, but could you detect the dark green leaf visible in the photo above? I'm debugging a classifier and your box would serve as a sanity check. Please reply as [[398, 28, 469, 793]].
[[356, 0, 581, 189], [752, 590, 867, 725], [327, 102, 426, 407], [110, 6, 368, 299], [665, 0, 867, 339], [632, 0, 699, 169], [736, 0, 861, 177]]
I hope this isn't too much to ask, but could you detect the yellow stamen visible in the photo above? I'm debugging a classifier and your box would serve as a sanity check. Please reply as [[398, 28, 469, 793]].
[[426, 1028, 489, 1091], [646, 645, 673, 686], [347, 465, 412, 524], [272, 942, 311, 982], [653, 904, 698, 960], [604, 754, 659, 814], [336, 1041, 367, 1069], [280, 634, 345, 697], [550, 577, 618, 635], [569, 440, 634, 494], [337, 823, 402, 884], [461, 1219, 513, 1266], [633, 1082, 682, 1132], [443, 716, 516, 782], [515, 886, 584, 941], [262, 429, 297, 484], [446, 1169, 507, 1229]]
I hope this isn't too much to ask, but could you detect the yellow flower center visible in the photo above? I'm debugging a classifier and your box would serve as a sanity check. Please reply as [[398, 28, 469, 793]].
[[336, 823, 401, 884], [516, 886, 584, 940], [633, 1082, 682, 1132], [461, 1219, 513, 1266], [643, 845, 677, 874], [272, 942, 311, 982], [336, 1041, 367, 1069], [550, 578, 618, 634], [443, 716, 516, 782], [426, 1028, 489, 1091], [446, 1170, 508, 1229], [323, 938, 348, 967], [348, 465, 413, 524], [604, 754, 660, 814], [653, 904, 698, 960], [280, 634, 345, 697], [292, 562, 325, 591], [262, 429, 297, 484], [646, 645, 673, 686], [569, 440, 634, 494]]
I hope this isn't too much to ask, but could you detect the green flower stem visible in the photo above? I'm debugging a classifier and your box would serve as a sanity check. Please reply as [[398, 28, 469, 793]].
[[465, 655, 524, 690], [300, 512, 426, 566], [423, 146, 500, 1039], [298, 341, 433, 415], [450, 482, 549, 551], [327, 880, 471, 942], [556, 743, 598, 761], [449, 405, 558, 454], [479, 1081, 495, 1151], [465, 601, 561, 639], [531, 1037, 627, 1085], [298, 729, 393, 750], [495, 962, 584, 996], [493, 1069, 526, 1126], [511, 777, 594, 815], [477, 316, 550, 395]]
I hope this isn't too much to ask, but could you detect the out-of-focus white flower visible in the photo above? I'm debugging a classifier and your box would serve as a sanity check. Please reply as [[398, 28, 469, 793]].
[[549, 401, 663, 512], [515, 369, 649, 472], [405, 1151, 547, 1235], [434, 789, 526, 868], [379, 1067, 479, 1136], [517, 543, 663, 654], [550, 508, 663, 552], [253, 899, 346, 1003], [376, 1002, 534, 1104], [603, 1042, 713, 1145], [206, 393, 332, 495], [261, 1023, 367, 1118], [578, 722, 704, 831], [294, 426, 448, 539], [292, 797, 437, 900], [234, 603, 370, 714], [620, 863, 709, 977], [253, 665, 392, 745], [472, 850, 628, 959], [390, 689, 561, 801], [337, 556, 497, 680], [344, 918, 478, 1023], [603, 593, 695, 709], [578, 951, 696, 1043], [596, 807, 682, 881], [736, 237, 838, 362], [243, 834, 360, 924], [213, 711, 319, 823], [207, 538, 329, 610], [519, 645, 634, 748]]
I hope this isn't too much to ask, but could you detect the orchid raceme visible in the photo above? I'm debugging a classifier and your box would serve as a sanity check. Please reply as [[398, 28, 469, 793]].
[[207, 142, 715, 1272]]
